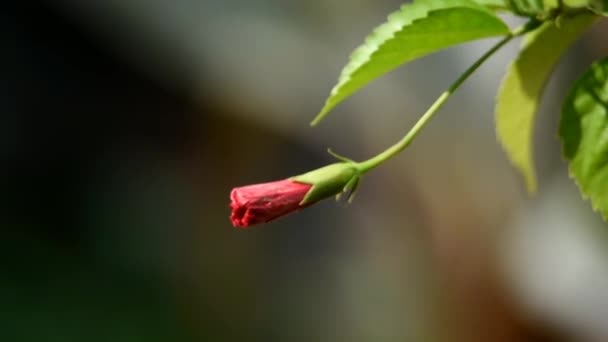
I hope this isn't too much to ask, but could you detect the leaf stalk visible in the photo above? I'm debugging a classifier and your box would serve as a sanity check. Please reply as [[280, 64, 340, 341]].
[[355, 20, 539, 174]]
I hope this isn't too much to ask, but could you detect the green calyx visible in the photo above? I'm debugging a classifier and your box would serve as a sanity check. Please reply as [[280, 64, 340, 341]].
[[291, 162, 361, 205]]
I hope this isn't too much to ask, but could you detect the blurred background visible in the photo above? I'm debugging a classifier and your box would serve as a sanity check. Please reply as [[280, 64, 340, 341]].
[[4, 1, 608, 341]]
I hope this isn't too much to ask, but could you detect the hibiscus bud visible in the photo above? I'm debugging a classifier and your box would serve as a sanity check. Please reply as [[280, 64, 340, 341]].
[[230, 163, 359, 228]]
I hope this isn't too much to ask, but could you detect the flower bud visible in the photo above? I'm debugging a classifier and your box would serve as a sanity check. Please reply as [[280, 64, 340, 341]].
[[230, 163, 359, 228]]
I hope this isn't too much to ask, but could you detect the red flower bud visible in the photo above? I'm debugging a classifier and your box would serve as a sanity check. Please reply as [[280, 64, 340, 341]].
[[230, 162, 360, 228], [230, 179, 312, 228]]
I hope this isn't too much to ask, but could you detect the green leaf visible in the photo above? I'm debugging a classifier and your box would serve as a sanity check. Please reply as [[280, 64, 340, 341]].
[[563, 0, 593, 8], [560, 57, 608, 219], [589, 0, 608, 15], [495, 14, 596, 193], [312, 0, 510, 126], [506, 0, 545, 16], [543, 0, 560, 11], [473, 0, 509, 10]]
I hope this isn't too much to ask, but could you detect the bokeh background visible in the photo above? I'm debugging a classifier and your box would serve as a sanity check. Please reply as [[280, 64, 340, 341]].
[[4, 1, 608, 341]]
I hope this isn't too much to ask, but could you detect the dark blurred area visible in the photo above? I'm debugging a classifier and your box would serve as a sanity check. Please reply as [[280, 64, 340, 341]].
[[4, 1, 608, 341], [3, 1, 350, 341]]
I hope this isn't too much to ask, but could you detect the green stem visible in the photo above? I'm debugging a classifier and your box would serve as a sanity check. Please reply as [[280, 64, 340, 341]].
[[356, 21, 537, 174]]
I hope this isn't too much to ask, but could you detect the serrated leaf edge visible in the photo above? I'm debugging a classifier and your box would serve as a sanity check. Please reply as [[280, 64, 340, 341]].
[[560, 57, 608, 221], [313, 0, 508, 125], [494, 56, 539, 194], [495, 15, 598, 195]]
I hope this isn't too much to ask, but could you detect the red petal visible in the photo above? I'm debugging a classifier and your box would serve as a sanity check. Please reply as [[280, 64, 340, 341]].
[[229, 179, 311, 228]]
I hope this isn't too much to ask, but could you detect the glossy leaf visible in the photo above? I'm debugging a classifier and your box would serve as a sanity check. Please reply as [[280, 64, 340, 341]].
[[495, 15, 596, 193], [560, 57, 608, 219], [312, 0, 509, 125]]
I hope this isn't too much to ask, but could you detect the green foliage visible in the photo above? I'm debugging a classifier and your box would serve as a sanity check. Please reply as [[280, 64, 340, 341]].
[[306, 0, 608, 224], [311, 0, 510, 125], [495, 15, 596, 193], [543, 0, 560, 11], [564, 0, 594, 8], [473, 0, 510, 10], [507, 0, 545, 16], [589, 0, 608, 15], [560, 58, 608, 219]]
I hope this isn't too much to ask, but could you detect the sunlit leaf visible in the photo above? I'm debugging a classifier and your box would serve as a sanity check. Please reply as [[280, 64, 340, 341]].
[[495, 15, 596, 193], [312, 0, 509, 125], [560, 57, 608, 219]]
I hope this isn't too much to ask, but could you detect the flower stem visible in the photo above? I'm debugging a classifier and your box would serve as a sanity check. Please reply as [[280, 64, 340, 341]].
[[356, 21, 538, 174]]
